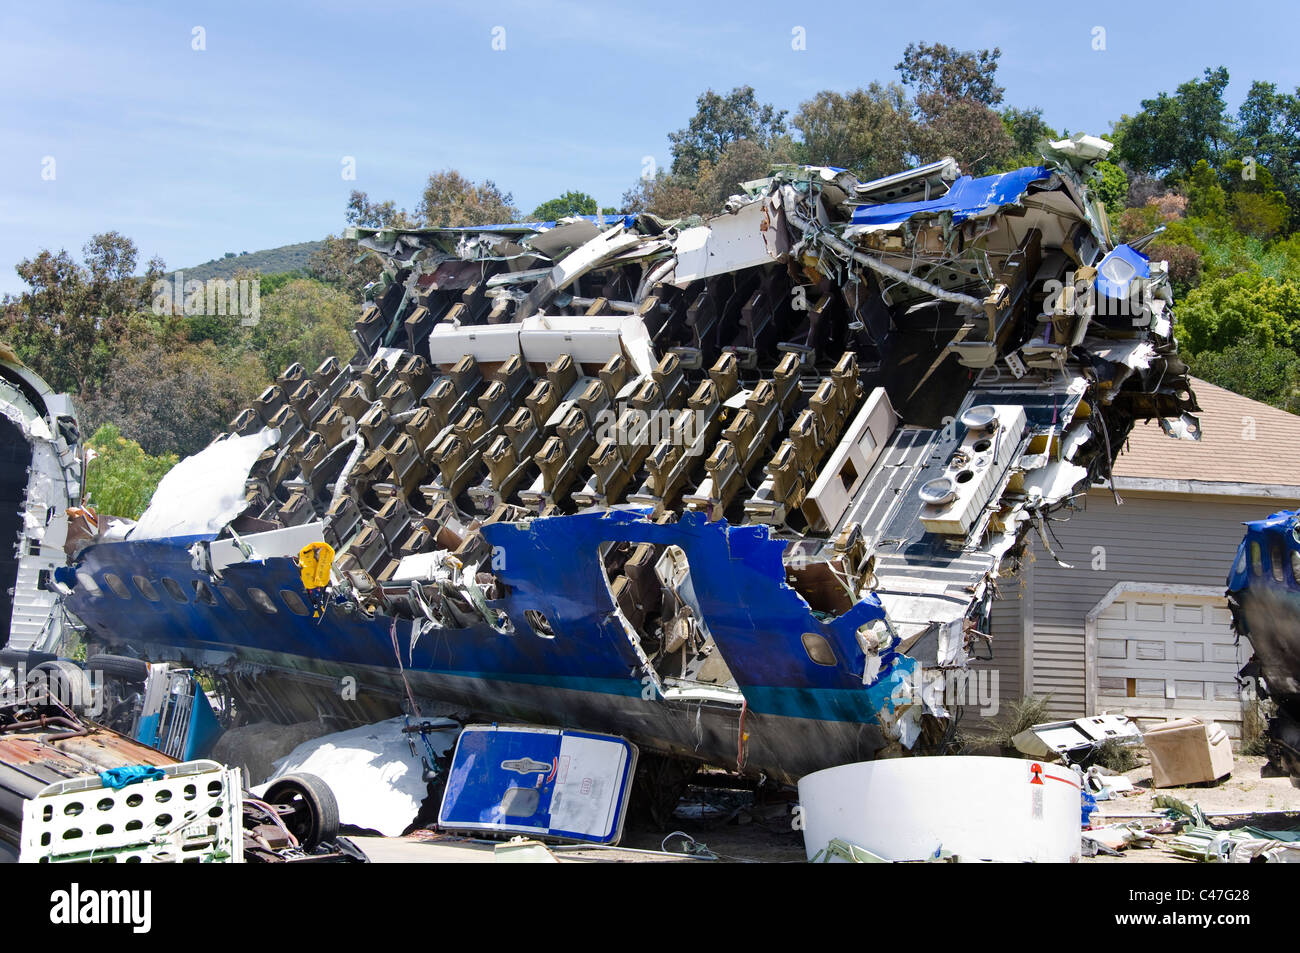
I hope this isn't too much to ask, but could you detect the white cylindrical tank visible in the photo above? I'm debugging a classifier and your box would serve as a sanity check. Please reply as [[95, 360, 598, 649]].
[[798, 756, 1082, 863]]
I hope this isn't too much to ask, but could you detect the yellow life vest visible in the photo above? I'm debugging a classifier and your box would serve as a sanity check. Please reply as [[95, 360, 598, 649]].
[[298, 542, 335, 591]]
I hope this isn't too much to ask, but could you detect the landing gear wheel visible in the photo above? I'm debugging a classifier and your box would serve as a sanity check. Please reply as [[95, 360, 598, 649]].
[[264, 773, 340, 848], [26, 660, 92, 714], [86, 653, 150, 683]]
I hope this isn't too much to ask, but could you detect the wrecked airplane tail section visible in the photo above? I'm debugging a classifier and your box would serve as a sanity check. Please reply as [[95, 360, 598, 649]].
[[57, 139, 1197, 782]]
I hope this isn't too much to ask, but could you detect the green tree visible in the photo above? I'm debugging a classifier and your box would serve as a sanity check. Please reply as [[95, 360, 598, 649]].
[[619, 171, 708, 219], [1002, 107, 1056, 156], [1, 233, 163, 397], [908, 94, 1014, 176], [1186, 159, 1228, 221], [1231, 190, 1290, 239], [82, 232, 158, 316], [84, 423, 179, 519], [1186, 342, 1300, 414], [81, 334, 266, 457], [896, 43, 1014, 174], [307, 234, 381, 299], [1177, 270, 1300, 353], [258, 271, 304, 298], [693, 138, 794, 209], [621, 136, 796, 220], [896, 42, 1004, 106], [1113, 67, 1232, 177], [250, 278, 356, 380], [530, 191, 599, 221], [1093, 160, 1129, 219], [345, 190, 414, 228], [1220, 159, 1290, 239], [668, 86, 789, 178], [417, 170, 517, 227], [792, 84, 913, 179], [1235, 80, 1300, 220]]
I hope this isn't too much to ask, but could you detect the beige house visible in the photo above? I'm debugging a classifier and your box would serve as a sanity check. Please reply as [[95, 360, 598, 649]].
[[978, 378, 1300, 737]]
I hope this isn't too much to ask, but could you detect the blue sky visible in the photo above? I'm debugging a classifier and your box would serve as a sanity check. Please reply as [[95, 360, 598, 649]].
[[1, 0, 1296, 297]]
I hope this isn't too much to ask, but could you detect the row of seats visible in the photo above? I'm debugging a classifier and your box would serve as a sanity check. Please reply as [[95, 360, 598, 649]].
[[748, 352, 864, 523], [225, 341, 875, 604]]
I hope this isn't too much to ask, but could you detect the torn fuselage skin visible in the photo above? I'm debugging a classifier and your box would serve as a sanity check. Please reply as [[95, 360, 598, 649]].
[[0, 353, 82, 664], [59, 139, 1197, 783], [64, 510, 913, 785]]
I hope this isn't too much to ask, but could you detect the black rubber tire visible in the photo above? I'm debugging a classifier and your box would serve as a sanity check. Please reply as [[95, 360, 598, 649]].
[[26, 660, 92, 713], [264, 773, 340, 849], [85, 653, 150, 683], [0, 648, 57, 669]]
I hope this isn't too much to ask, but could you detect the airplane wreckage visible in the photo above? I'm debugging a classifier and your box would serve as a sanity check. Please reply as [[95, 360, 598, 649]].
[[43, 136, 1201, 785], [1229, 511, 1300, 785]]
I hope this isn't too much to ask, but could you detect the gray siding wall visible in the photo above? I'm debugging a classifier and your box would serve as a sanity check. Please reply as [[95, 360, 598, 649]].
[[986, 489, 1295, 720], [969, 569, 1027, 722]]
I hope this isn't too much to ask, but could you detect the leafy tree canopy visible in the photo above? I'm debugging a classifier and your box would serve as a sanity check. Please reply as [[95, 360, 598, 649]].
[[896, 43, 1014, 175], [668, 86, 789, 178], [1186, 342, 1300, 414], [84, 423, 178, 519], [2, 232, 164, 396], [1114, 67, 1232, 177], [896, 42, 1005, 106], [1178, 270, 1300, 354], [345, 190, 414, 229], [417, 170, 518, 227], [793, 84, 913, 180], [530, 191, 599, 221]]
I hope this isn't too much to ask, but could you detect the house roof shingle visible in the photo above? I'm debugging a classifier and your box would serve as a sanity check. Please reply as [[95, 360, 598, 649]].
[[1113, 377, 1300, 487]]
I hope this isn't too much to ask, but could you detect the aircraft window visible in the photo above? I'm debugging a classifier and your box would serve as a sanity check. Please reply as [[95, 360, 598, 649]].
[[218, 586, 248, 611], [247, 588, 278, 615], [280, 589, 310, 616], [801, 632, 837, 667], [524, 610, 555, 639], [103, 573, 131, 600], [161, 577, 189, 604]]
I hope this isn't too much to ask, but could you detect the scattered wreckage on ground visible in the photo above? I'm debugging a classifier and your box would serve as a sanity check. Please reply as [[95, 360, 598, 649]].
[[30, 136, 1200, 789], [1229, 510, 1300, 786], [0, 686, 359, 863]]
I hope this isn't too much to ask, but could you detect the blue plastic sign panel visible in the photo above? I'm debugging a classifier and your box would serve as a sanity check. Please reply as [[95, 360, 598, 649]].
[[438, 725, 639, 845]]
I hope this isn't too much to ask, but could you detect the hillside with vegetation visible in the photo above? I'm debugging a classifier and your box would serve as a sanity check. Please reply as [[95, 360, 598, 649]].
[[166, 241, 325, 283], [2, 41, 1298, 512]]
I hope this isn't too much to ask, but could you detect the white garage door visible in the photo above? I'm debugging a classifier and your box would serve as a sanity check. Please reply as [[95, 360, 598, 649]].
[[1095, 592, 1247, 732]]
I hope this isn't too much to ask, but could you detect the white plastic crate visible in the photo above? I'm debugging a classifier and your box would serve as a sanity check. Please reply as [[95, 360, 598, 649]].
[[20, 760, 244, 863]]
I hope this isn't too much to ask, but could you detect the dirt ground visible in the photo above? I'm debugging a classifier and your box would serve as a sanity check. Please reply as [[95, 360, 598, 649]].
[[1081, 751, 1300, 864], [1094, 753, 1300, 817], [621, 788, 807, 863]]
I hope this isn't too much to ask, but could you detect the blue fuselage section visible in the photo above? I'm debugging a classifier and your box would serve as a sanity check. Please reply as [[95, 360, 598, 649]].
[[63, 510, 910, 782]]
